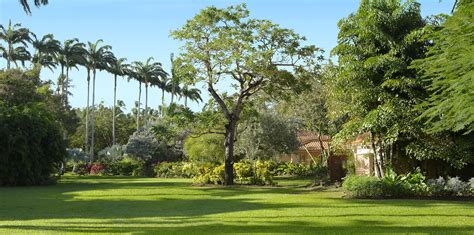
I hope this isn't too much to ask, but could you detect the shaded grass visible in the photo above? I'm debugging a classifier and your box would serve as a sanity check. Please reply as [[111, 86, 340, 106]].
[[0, 175, 473, 234]]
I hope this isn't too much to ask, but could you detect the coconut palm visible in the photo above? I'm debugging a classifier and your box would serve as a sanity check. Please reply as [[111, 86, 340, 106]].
[[132, 57, 167, 128], [20, 0, 48, 14], [0, 20, 32, 69], [180, 85, 202, 107], [55, 39, 86, 105], [86, 39, 114, 162], [31, 33, 60, 71], [107, 57, 129, 145]]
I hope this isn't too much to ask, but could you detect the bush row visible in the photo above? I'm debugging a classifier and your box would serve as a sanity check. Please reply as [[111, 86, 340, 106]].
[[342, 169, 474, 198], [67, 160, 150, 177], [153, 160, 329, 185]]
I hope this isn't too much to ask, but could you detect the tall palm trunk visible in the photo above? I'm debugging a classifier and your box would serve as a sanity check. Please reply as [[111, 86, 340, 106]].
[[85, 69, 91, 160], [161, 88, 165, 116], [6, 44, 12, 69], [90, 68, 97, 162], [112, 74, 117, 145], [58, 65, 65, 95], [137, 81, 141, 131], [184, 96, 188, 108], [64, 66, 70, 105], [144, 83, 149, 127], [171, 89, 175, 104]]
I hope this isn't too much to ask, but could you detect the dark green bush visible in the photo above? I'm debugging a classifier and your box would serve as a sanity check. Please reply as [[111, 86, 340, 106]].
[[343, 175, 384, 198], [0, 105, 66, 186]]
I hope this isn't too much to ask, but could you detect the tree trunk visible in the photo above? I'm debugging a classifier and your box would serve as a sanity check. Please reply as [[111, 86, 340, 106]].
[[58, 65, 64, 95], [137, 82, 141, 131], [112, 74, 117, 145], [223, 119, 237, 185], [6, 44, 11, 69], [171, 88, 175, 104], [161, 88, 165, 117], [85, 69, 90, 160], [184, 96, 188, 108], [370, 131, 382, 178], [144, 83, 148, 127], [90, 69, 97, 162], [64, 66, 69, 106]]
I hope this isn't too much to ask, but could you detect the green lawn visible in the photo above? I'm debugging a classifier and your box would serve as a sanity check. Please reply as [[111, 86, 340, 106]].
[[0, 176, 473, 234]]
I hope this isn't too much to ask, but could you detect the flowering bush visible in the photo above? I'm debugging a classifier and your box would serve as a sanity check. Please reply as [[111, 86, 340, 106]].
[[445, 177, 470, 196], [89, 163, 106, 175], [344, 169, 473, 199]]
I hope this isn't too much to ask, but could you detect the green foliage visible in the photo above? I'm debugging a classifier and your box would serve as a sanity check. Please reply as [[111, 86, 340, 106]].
[[275, 162, 329, 180], [0, 68, 70, 186], [0, 103, 66, 186], [183, 134, 225, 163], [70, 102, 135, 154], [191, 160, 276, 186], [344, 169, 472, 198], [343, 175, 384, 198], [236, 112, 299, 160], [124, 128, 178, 163], [412, 0, 474, 134]]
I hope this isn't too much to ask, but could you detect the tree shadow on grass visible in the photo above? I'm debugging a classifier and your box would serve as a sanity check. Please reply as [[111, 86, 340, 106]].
[[1, 176, 473, 234], [2, 220, 474, 234]]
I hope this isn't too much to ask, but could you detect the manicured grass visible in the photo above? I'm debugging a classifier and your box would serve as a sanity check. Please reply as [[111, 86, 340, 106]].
[[0, 176, 473, 234]]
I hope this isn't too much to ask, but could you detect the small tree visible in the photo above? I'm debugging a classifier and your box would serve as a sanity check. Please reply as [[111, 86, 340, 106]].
[[172, 4, 321, 185], [237, 112, 299, 161]]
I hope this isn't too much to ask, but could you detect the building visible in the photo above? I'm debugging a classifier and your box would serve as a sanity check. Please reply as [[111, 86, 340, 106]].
[[280, 131, 347, 182]]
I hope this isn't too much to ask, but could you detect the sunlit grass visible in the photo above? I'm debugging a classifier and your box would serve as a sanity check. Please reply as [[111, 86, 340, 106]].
[[0, 175, 472, 234]]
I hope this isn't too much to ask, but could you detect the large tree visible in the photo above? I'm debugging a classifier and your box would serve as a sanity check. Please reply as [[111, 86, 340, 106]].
[[328, 0, 469, 176], [412, 0, 474, 134], [85, 40, 114, 162], [31, 33, 61, 71], [55, 39, 86, 105], [0, 20, 31, 69], [132, 57, 167, 128], [172, 4, 321, 185], [107, 57, 129, 145]]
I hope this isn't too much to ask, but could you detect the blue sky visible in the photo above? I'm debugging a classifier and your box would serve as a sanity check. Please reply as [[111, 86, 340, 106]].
[[0, 0, 455, 112]]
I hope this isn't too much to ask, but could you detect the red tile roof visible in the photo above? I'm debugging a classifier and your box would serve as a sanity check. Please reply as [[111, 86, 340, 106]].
[[297, 131, 330, 151]]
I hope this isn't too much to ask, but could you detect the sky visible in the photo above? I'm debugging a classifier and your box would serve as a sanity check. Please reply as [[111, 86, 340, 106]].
[[0, 0, 455, 112]]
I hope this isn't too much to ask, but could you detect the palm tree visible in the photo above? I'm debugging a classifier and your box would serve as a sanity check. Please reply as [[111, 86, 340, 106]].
[[107, 57, 129, 145], [31, 33, 60, 71], [86, 39, 114, 162], [154, 76, 171, 116], [0, 20, 31, 69], [20, 0, 48, 14], [169, 53, 179, 104], [180, 85, 202, 107], [55, 39, 86, 105], [132, 57, 167, 128], [79, 49, 92, 161]]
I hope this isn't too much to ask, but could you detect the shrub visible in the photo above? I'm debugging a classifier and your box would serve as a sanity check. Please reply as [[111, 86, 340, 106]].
[[427, 177, 446, 195], [251, 160, 274, 185], [445, 177, 470, 196], [402, 169, 429, 196], [183, 134, 225, 163], [0, 104, 66, 186], [192, 161, 276, 185], [154, 162, 183, 178], [90, 163, 106, 175], [234, 161, 253, 184], [275, 162, 329, 182], [342, 175, 384, 198]]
